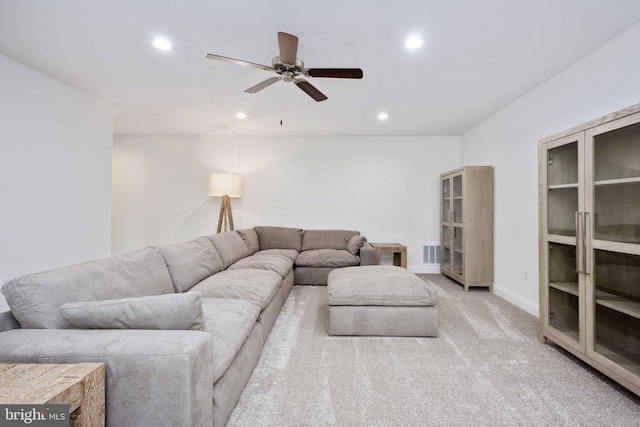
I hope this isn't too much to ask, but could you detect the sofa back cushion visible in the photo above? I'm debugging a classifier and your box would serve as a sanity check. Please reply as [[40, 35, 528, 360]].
[[301, 230, 360, 251], [59, 292, 205, 331], [236, 229, 259, 255], [207, 231, 251, 269], [255, 226, 303, 251], [158, 237, 224, 293], [1, 247, 174, 329]]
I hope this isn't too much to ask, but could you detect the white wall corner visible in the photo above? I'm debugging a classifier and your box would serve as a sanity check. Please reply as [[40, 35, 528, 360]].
[[493, 283, 539, 317]]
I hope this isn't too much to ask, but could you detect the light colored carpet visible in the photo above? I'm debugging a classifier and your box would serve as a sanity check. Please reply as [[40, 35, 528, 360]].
[[227, 274, 640, 426]]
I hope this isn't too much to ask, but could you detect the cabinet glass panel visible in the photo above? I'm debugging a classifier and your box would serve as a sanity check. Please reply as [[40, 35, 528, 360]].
[[548, 243, 579, 341], [442, 225, 450, 269], [442, 179, 450, 222], [453, 175, 463, 223], [593, 249, 640, 375], [547, 142, 578, 237], [453, 227, 463, 275], [593, 122, 640, 244]]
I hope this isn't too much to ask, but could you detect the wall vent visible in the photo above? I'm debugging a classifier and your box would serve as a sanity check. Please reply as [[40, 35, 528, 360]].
[[422, 243, 440, 265]]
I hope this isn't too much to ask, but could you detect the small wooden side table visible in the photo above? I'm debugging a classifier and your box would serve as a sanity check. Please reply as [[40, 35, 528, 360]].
[[0, 362, 105, 427], [370, 243, 407, 268]]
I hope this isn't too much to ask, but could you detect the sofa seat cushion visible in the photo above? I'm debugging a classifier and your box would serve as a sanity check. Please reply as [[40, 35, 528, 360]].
[[255, 249, 299, 261], [158, 237, 224, 293], [1, 247, 175, 329], [201, 298, 261, 383], [295, 249, 360, 268], [59, 293, 205, 331], [301, 229, 360, 251], [190, 270, 281, 310], [227, 254, 293, 278]]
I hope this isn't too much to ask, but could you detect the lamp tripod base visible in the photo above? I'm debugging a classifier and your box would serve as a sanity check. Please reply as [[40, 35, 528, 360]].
[[217, 194, 235, 233]]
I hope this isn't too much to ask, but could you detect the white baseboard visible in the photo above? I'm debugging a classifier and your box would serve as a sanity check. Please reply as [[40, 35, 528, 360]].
[[407, 269, 538, 317], [493, 283, 539, 317], [408, 265, 440, 274]]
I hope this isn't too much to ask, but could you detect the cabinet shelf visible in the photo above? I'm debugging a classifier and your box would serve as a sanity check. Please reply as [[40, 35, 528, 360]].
[[548, 183, 579, 189], [548, 229, 575, 237], [595, 177, 640, 187], [596, 289, 640, 320], [549, 281, 578, 296], [595, 343, 640, 377]]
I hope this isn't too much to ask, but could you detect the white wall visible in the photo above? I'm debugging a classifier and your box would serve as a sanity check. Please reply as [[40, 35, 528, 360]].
[[0, 55, 116, 311], [112, 135, 460, 269], [460, 22, 640, 315]]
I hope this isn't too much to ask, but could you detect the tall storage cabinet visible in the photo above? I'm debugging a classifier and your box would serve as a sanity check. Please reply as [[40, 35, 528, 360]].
[[539, 103, 640, 396], [440, 166, 493, 291]]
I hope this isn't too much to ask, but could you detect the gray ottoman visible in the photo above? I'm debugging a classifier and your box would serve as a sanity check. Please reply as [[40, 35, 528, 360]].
[[327, 265, 439, 337]]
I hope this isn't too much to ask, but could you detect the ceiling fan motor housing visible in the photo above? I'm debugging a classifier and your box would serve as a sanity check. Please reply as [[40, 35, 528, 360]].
[[206, 32, 362, 102], [272, 56, 304, 81]]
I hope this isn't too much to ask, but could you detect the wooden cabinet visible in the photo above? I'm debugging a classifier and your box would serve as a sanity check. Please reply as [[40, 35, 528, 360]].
[[440, 166, 493, 291], [539, 103, 640, 396]]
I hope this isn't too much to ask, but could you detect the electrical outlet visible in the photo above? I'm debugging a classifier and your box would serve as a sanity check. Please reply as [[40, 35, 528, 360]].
[[523, 269, 529, 280]]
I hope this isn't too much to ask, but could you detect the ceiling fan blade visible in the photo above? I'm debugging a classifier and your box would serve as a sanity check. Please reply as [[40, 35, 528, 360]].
[[278, 32, 298, 65], [205, 53, 272, 72], [244, 76, 281, 93], [306, 68, 364, 79], [295, 79, 327, 102]]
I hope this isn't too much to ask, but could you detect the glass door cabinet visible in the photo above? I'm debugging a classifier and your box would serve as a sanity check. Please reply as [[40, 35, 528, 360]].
[[539, 105, 640, 396], [440, 166, 493, 291]]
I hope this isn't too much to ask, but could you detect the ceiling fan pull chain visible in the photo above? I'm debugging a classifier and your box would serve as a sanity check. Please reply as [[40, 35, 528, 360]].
[[280, 79, 284, 125]]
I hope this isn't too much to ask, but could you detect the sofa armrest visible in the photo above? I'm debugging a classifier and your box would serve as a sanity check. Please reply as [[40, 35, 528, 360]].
[[0, 328, 213, 427], [359, 243, 375, 266]]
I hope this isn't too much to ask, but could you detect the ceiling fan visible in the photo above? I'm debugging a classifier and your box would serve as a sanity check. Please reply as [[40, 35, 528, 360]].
[[206, 32, 363, 102]]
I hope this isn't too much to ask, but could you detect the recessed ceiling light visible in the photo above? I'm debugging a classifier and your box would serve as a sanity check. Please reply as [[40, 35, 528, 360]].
[[153, 37, 172, 51], [378, 112, 389, 120], [405, 35, 423, 50], [235, 112, 247, 119]]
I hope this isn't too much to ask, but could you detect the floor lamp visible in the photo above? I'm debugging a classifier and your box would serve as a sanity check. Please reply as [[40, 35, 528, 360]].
[[208, 173, 243, 233]]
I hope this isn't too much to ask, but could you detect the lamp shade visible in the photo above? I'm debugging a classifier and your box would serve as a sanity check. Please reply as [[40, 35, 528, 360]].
[[208, 173, 242, 197]]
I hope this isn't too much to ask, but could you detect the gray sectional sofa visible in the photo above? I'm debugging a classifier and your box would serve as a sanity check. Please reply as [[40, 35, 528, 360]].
[[0, 226, 373, 426]]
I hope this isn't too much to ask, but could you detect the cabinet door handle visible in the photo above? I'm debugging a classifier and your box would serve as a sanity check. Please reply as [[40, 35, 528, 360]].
[[576, 212, 582, 273], [584, 212, 589, 275]]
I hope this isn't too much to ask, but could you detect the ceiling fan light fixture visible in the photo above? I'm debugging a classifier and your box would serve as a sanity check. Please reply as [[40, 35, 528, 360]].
[[153, 37, 172, 51], [378, 112, 389, 120], [405, 35, 423, 50], [235, 112, 247, 119]]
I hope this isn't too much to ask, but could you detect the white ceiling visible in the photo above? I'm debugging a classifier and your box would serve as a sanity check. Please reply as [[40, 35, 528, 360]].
[[1, 0, 640, 136]]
